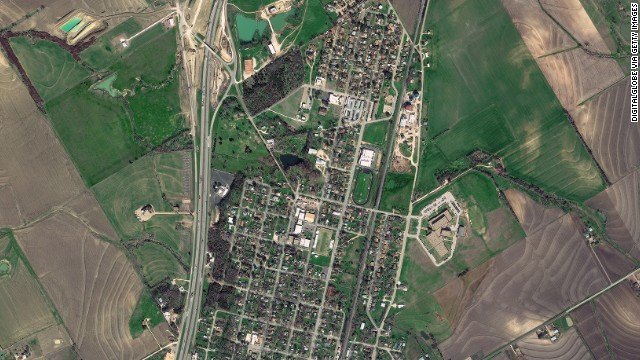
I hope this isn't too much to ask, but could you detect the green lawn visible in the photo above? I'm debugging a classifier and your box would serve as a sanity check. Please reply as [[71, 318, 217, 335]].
[[292, 0, 336, 46], [352, 170, 373, 205], [81, 17, 143, 70], [92, 152, 190, 258], [270, 86, 304, 118], [362, 121, 390, 148], [129, 290, 164, 338], [379, 170, 415, 214], [416, 0, 605, 202], [10, 37, 90, 102], [46, 84, 146, 186], [314, 228, 333, 256]]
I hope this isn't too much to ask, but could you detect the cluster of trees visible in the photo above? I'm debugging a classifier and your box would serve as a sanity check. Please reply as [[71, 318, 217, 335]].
[[242, 50, 304, 114]]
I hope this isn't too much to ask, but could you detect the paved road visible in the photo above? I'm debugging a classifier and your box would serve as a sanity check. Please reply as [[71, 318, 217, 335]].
[[175, 0, 224, 358]]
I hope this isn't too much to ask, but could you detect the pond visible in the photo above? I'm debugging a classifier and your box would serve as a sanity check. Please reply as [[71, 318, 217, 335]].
[[93, 73, 122, 97], [279, 153, 304, 169], [61, 17, 82, 33], [270, 9, 295, 32], [236, 14, 268, 42]]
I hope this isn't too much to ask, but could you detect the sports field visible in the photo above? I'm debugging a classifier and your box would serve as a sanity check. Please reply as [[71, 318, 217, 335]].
[[10, 37, 90, 102], [352, 170, 373, 205], [416, 0, 605, 202]]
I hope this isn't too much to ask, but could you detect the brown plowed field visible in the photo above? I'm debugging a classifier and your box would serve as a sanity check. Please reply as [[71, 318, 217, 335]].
[[0, 184, 21, 226], [517, 328, 593, 360], [571, 78, 640, 183], [540, 0, 614, 54], [0, 0, 46, 28], [391, 0, 425, 36], [64, 191, 119, 240], [586, 170, 640, 259], [501, 0, 576, 57], [15, 212, 170, 360], [504, 189, 564, 236], [594, 282, 640, 359], [593, 242, 636, 281], [0, 52, 83, 222], [439, 214, 608, 359], [536, 48, 623, 109], [571, 303, 612, 359]]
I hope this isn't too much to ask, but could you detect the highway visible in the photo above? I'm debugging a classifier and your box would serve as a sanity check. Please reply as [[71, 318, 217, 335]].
[[175, 0, 225, 358]]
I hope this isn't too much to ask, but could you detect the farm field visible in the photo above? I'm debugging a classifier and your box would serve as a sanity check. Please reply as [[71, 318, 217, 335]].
[[80, 17, 143, 70], [416, 0, 606, 202], [15, 212, 171, 360], [93, 152, 191, 258], [390, 0, 424, 36], [572, 77, 640, 183], [9, 36, 90, 102], [0, 52, 84, 222], [438, 214, 608, 359], [134, 242, 186, 287], [0, 0, 47, 28], [0, 231, 57, 348], [515, 328, 593, 360], [586, 169, 640, 260], [504, 189, 565, 236], [288, 0, 335, 47]]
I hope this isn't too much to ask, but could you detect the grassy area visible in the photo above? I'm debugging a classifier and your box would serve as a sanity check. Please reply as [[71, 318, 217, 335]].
[[129, 290, 164, 338], [379, 170, 415, 214], [362, 121, 390, 148], [128, 77, 186, 146], [270, 86, 304, 118], [81, 18, 143, 70], [314, 228, 333, 256], [46, 84, 146, 186], [92, 152, 189, 257], [229, 0, 268, 12], [352, 170, 374, 205], [10, 37, 90, 102], [134, 242, 185, 287], [290, 0, 336, 46], [416, 0, 605, 202]]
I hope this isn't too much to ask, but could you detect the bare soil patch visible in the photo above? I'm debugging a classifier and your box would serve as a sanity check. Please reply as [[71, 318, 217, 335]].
[[594, 282, 640, 359], [64, 190, 119, 240], [504, 189, 564, 236], [0, 185, 21, 226], [571, 303, 612, 359], [390, 0, 425, 36], [571, 77, 640, 183], [516, 327, 592, 360], [593, 241, 635, 281], [15, 212, 171, 360], [501, 0, 576, 57], [586, 169, 640, 259], [0, 52, 83, 222], [540, 0, 614, 54], [440, 214, 608, 359]]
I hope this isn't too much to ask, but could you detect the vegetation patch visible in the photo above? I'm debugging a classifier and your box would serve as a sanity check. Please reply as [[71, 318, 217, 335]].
[[362, 121, 390, 148], [379, 170, 415, 214], [352, 169, 374, 205], [242, 50, 304, 114], [128, 290, 164, 338]]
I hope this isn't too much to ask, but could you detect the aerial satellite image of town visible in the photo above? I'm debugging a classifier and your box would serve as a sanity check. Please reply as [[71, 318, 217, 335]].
[[0, 0, 639, 359]]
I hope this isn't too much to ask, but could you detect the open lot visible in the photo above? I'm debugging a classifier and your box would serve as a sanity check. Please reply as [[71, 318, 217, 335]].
[[439, 214, 608, 359], [9, 36, 90, 102], [379, 170, 414, 214], [0, 52, 84, 222], [0, 232, 57, 348], [15, 212, 171, 360], [390, 0, 424, 36], [362, 121, 389, 148], [416, 0, 605, 202]]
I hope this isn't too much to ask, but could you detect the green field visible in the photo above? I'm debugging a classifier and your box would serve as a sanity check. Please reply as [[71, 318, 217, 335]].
[[134, 242, 186, 287], [379, 170, 415, 214], [270, 86, 304, 117], [314, 228, 333, 256], [10, 37, 90, 102], [46, 84, 146, 186], [362, 121, 390, 148], [352, 170, 373, 205], [81, 17, 143, 70], [271, 9, 294, 32], [229, 0, 268, 12], [93, 152, 189, 258], [129, 290, 164, 338], [0, 232, 58, 348], [416, 0, 605, 202], [289, 0, 336, 46]]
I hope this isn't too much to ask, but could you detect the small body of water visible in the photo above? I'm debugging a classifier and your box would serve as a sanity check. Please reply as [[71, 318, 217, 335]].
[[93, 73, 122, 97], [61, 17, 82, 33], [270, 10, 294, 32], [236, 14, 268, 42], [280, 153, 304, 168]]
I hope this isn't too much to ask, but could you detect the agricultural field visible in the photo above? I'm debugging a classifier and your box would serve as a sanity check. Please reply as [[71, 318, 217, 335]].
[[438, 214, 608, 359], [93, 152, 191, 259], [514, 328, 593, 360], [586, 169, 640, 259], [80, 17, 143, 70], [572, 281, 640, 359], [286, 0, 336, 47], [390, 0, 425, 36], [0, 52, 85, 222], [572, 77, 640, 183], [416, 0, 606, 202], [0, 231, 57, 348], [15, 212, 171, 360], [9, 36, 90, 102]]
